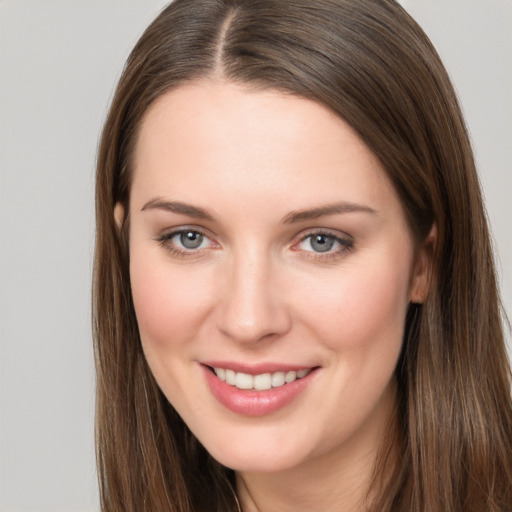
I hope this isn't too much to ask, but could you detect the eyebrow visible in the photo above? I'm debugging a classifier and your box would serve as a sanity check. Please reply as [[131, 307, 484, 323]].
[[282, 201, 379, 224], [141, 197, 378, 223], [141, 198, 215, 221]]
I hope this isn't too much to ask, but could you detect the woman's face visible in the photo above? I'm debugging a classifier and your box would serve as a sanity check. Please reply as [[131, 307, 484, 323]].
[[126, 82, 428, 473]]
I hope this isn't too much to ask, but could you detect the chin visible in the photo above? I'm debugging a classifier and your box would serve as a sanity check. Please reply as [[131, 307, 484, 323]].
[[212, 448, 306, 474], [196, 428, 316, 474]]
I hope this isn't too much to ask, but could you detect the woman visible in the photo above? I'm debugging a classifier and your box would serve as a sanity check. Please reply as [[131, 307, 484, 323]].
[[93, 0, 512, 510]]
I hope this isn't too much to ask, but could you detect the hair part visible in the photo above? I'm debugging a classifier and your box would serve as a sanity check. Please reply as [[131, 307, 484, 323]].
[[93, 1, 512, 510]]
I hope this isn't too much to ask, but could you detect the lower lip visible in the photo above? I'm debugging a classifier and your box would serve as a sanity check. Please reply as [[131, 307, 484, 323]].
[[202, 365, 318, 417]]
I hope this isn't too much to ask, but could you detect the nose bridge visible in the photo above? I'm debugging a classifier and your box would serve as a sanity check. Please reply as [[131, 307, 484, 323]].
[[217, 244, 290, 343]]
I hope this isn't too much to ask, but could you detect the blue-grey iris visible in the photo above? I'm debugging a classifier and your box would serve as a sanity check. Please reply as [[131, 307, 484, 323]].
[[180, 231, 203, 249], [311, 234, 335, 252]]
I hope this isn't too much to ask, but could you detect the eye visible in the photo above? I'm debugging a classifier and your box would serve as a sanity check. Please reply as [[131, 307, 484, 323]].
[[157, 228, 215, 256], [297, 232, 353, 255], [174, 230, 207, 250]]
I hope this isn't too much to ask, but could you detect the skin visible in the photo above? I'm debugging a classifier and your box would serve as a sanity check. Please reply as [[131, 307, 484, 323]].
[[122, 81, 433, 511]]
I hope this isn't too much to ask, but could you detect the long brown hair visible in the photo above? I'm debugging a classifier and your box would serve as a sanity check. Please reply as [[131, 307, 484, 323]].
[[93, 1, 512, 510]]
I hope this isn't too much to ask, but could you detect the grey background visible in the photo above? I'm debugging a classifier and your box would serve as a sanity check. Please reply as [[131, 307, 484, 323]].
[[0, 1, 510, 510]]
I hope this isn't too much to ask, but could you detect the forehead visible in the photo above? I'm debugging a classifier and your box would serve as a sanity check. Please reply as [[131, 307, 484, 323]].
[[131, 81, 402, 221]]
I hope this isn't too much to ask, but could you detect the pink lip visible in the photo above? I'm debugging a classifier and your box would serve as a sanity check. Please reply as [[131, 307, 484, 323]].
[[201, 363, 319, 417]]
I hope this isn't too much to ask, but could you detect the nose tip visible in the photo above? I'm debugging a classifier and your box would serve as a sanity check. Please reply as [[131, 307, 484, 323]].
[[219, 314, 278, 344], [216, 260, 292, 344]]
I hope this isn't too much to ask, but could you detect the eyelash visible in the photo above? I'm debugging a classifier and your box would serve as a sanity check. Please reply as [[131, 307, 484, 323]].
[[156, 228, 354, 260], [295, 231, 354, 260], [156, 227, 213, 258]]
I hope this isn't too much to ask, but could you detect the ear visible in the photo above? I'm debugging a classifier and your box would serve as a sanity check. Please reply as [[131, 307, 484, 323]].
[[114, 202, 125, 230], [410, 224, 437, 304]]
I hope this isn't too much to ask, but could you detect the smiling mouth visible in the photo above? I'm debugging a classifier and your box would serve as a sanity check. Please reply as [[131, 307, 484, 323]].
[[210, 367, 313, 391]]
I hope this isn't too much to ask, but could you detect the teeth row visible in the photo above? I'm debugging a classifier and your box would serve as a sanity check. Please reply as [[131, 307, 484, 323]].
[[213, 368, 311, 391]]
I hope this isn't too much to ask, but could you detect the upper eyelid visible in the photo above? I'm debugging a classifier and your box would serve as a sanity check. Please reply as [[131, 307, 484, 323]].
[[159, 225, 211, 239], [156, 227, 214, 246], [296, 228, 353, 242]]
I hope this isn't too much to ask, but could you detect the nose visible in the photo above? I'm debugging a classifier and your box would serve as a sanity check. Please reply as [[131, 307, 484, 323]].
[[216, 250, 292, 344]]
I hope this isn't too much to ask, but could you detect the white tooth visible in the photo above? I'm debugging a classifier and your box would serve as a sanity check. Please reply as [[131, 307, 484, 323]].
[[225, 369, 236, 385], [214, 367, 226, 381], [271, 371, 286, 387], [235, 372, 254, 390], [285, 371, 297, 383], [297, 369, 310, 378], [254, 373, 272, 391]]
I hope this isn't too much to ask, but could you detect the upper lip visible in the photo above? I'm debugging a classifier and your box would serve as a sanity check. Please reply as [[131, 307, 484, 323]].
[[201, 361, 317, 375]]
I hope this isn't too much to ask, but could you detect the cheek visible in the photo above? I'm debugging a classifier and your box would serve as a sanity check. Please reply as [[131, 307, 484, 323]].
[[294, 250, 413, 446], [129, 247, 214, 352], [299, 249, 412, 356]]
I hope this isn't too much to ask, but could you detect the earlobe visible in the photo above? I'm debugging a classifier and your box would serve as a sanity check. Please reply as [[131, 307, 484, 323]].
[[114, 202, 125, 230], [410, 224, 437, 304]]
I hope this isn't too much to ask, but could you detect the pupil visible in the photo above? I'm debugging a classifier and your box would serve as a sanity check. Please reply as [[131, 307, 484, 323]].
[[180, 231, 203, 249], [312, 235, 334, 253]]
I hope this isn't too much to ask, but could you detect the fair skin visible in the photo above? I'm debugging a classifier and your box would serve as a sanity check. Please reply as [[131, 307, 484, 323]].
[[121, 81, 432, 512]]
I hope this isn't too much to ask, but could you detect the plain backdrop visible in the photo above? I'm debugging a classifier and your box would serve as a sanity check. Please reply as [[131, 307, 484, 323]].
[[0, 1, 510, 510]]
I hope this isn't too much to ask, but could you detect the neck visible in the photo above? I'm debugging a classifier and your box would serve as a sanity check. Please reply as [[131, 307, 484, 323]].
[[237, 452, 373, 512], [235, 382, 399, 512]]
